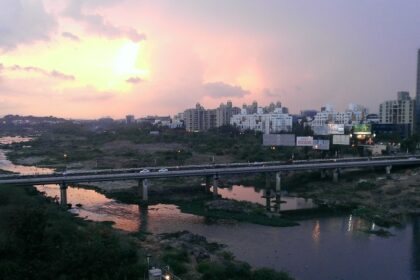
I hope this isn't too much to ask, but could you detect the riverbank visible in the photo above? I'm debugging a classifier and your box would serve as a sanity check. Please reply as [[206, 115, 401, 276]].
[[0, 185, 294, 280]]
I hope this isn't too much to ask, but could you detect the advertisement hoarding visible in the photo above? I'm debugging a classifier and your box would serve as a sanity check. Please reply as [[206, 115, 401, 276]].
[[313, 139, 330, 150], [313, 124, 345, 135], [263, 134, 295, 147], [333, 135, 350, 145], [353, 124, 371, 135], [328, 124, 344, 135], [296, 136, 314, 147]]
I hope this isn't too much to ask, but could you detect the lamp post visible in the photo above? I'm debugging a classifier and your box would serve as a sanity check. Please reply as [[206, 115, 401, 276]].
[[63, 153, 68, 173]]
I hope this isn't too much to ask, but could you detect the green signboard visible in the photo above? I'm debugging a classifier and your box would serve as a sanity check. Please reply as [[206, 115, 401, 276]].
[[353, 124, 371, 135]]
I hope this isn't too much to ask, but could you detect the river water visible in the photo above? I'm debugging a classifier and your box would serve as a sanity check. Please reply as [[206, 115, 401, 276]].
[[1, 137, 419, 280]]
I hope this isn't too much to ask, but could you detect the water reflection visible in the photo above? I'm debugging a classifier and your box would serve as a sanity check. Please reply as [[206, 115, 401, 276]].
[[312, 220, 321, 243], [412, 218, 420, 279], [217, 185, 316, 211], [0, 149, 54, 175]]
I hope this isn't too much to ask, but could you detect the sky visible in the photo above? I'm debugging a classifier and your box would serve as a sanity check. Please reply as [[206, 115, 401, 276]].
[[0, 0, 419, 119]]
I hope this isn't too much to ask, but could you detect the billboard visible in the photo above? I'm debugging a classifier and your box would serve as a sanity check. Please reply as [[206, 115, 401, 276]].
[[263, 134, 295, 147], [353, 124, 371, 135], [312, 126, 328, 136], [313, 139, 330, 150], [296, 136, 314, 147], [313, 124, 345, 135], [328, 124, 344, 135], [333, 135, 350, 145]]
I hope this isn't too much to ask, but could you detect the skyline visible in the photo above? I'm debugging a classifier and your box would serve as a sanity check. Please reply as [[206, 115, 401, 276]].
[[1, 0, 420, 118]]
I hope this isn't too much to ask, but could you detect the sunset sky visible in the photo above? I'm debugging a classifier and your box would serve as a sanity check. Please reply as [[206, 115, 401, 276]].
[[1, 0, 419, 118]]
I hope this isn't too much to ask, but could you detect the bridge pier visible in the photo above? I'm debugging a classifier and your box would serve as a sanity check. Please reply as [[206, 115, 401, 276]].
[[275, 172, 281, 213], [264, 189, 271, 211], [213, 175, 219, 198], [204, 175, 212, 193], [333, 168, 339, 183], [138, 204, 148, 233], [386, 165, 392, 177], [275, 172, 281, 193], [59, 182, 68, 207], [139, 179, 149, 201], [320, 169, 326, 179], [265, 172, 271, 189]]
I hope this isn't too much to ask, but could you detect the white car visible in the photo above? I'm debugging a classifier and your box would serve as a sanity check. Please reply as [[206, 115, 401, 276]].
[[140, 169, 150, 173], [158, 168, 168, 172]]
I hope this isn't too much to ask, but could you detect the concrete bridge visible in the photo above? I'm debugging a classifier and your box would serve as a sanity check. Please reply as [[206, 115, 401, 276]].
[[0, 155, 419, 208]]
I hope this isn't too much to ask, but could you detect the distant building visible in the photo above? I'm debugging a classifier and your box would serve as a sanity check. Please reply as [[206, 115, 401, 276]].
[[230, 107, 292, 134], [372, 123, 412, 139], [184, 103, 216, 132], [379, 92, 414, 135], [125, 115, 135, 124], [139, 115, 171, 126], [300, 110, 318, 120], [170, 113, 184, 129], [415, 49, 420, 132], [365, 114, 380, 124], [215, 101, 241, 127], [310, 104, 367, 135]]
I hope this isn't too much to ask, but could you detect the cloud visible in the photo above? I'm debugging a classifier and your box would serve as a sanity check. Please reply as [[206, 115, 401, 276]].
[[63, 0, 146, 42], [0, 0, 57, 50], [6, 64, 75, 81], [203, 82, 250, 98], [62, 31, 81, 41], [263, 88, 288, 97], [69, 92, 114, 102], [126, 77, 143, 84]]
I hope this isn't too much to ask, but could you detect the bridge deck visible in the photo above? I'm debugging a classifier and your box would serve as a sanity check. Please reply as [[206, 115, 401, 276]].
[[0, 156, 419, 186]]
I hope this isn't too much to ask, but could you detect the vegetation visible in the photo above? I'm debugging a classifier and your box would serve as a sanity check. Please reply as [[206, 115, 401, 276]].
[[196, 260, 293, 280], [176, 199, 299, 227], [5, 123, 360, 169], [0, 185, 147, 280]]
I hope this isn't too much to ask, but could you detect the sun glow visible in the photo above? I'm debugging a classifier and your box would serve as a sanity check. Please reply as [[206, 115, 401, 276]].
[[114, 41, 139, 75]]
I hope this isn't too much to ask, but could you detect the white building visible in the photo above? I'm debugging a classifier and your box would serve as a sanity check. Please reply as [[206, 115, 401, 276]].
[[230, 107, 292, 134], [379, 92, 414, 132], [311, 104, 367, 135]]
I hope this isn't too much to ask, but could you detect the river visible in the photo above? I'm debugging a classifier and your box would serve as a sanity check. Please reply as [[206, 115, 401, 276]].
[[1, 136, 419, 280]]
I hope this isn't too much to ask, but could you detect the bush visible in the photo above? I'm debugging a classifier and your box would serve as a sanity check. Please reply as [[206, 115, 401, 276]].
[[0, 186, 145, 280]]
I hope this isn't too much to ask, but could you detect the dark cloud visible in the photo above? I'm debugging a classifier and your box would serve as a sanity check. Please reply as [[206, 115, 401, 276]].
[[0, 0, 57, 50], [6, 65, 75, 81], [63, 0, 146, 42], [126, 77, 143, 84], [62, 32, 81, 41], [203, 82, 250, 98]]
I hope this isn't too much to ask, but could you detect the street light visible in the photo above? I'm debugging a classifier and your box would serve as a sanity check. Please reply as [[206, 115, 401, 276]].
[[63, 153, 68, 172]]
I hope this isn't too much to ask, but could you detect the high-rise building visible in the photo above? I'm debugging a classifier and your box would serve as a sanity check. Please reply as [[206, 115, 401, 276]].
[[415, 49, 420, 132], [379, 92, 414, 135], [125, 115, 135, 124], [184, 103, 216, 132], [215, 101, 241, 127]]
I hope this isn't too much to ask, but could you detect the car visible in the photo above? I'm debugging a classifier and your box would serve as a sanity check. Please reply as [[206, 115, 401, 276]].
[[140, 169, 150, 173], [409, 157, 417, 160], [158, 168, 168, 172]]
